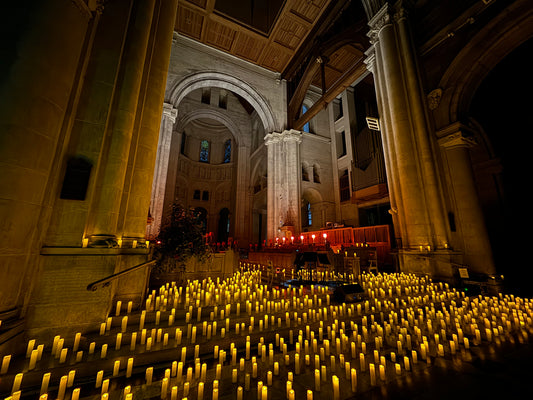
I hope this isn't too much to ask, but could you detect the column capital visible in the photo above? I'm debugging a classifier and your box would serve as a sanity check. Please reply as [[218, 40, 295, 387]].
[[264, 129, 302, 145], [162, 102, 177, 123], [367, 3, 393, 43], [437, 122, 477, 150]]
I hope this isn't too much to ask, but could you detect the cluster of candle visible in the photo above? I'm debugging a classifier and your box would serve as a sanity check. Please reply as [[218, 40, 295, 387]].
[[1, 270, 532, 400]]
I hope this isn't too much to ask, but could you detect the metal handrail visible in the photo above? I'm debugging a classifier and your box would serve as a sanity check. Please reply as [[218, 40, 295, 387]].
[[87, 259, 157, 291]]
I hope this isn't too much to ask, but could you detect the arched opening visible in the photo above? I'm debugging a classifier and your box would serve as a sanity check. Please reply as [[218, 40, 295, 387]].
[[218, 208, 230, 244], [469, 38, 533, 296]]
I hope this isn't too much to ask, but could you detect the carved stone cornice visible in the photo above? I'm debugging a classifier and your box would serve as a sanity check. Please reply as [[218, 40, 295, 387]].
[[437, 122, 477, 150], [364, 46, 376, 73], [367, 3, 392, 44]]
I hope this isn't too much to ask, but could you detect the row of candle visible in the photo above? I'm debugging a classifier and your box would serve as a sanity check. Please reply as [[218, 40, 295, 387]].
[[2, 271, 532, 400]]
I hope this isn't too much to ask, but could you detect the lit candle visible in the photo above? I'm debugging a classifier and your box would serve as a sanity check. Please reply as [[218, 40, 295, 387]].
[[1, 355, 11, 374], [57, 375, 67, 400], [369, 363, 376, 386], [40, 372, 51, 395], [29, 349, 38, 370], [126, 358, 133, 378], [351, 368, 357, 392], [59, 348, 68, 364], [67, 370, 76, 387], [95, 370, 104, 388], [332, 375, 340, 400], [161, 377, 168, 399], [314, 369, 320, 391], [72, 388, 80, 400], [146, 367, 153, 385], [198, 381, 204, 400]]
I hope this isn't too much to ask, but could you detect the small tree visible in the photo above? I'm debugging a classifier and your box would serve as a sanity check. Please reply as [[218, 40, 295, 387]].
[[152, 203, 211, 277]]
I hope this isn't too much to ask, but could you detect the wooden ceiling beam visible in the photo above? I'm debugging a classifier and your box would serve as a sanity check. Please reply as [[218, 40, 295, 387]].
[[293, 57, 366, 131]]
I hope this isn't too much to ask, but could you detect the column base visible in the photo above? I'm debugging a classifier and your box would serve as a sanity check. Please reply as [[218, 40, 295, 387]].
[[397, 248, 504, 295]]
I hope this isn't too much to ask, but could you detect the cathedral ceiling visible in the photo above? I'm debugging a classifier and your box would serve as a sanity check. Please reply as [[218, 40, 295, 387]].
[[175, 0, 363, 85]]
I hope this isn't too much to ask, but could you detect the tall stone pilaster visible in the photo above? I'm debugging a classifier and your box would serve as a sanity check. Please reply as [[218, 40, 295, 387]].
[[146, 102, 177, 239], [437, 123, 496, 276], [265, 130, 302, 244], [86, 0, 156, 245]]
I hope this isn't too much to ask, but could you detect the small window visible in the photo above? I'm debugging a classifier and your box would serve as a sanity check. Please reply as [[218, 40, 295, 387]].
[[223, 139, 231, 163], [180, 132, 187, 155], [219, 90, 228, 109], [193, 190, 201, 200], [313, 165, 320, 183], [199, 140, 209, 163], [339, 131, 347, 158], [201, 88, 211, 104], [302, 105, 310, 133], [302, 164, 309, 181], [339, 170, 350, 202], [202, 191, 209, 201], [307, 202, 312, 226]]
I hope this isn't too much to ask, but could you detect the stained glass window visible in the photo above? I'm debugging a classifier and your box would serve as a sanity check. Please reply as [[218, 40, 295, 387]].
[[224, 139, 231, 163], [200, 140, 209, 163], [302, 105, 310, 133]]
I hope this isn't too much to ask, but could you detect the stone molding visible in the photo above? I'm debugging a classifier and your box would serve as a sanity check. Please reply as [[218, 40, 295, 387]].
[[264, 130, 302, 146], [437, 122, 477, 149], [162, 102, 177, 123]]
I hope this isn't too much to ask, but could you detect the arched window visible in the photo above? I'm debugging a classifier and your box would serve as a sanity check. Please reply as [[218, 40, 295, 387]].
[[199, 139, 209, 163], [302, 200, 312, 227], [302, 104, 310, 133], [313, 164, 320, 183], [302, 163, 309, 181], [223, 139, 231, 163]]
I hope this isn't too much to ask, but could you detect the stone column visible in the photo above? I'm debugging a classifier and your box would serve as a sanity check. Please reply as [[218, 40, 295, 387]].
[[367, 3, 449, 250], [234, 144, 251, 245], [86, 0, 156, 246], [364, 44, 405, 247], [438, 123, 496, 276], [146, 103, 177, 239], [265, 130, 302, 244]]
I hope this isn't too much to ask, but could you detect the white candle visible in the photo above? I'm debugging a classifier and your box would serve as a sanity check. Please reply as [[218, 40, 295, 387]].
[[72, 388, 80, 400], [40, 372, 50, 395], [113, 360, 120, 376], [67, 370, 76, 387], [161, 377, 168, 399], [57, 375, 67, 400], [1, 355, 11, 374], [332, 375, 339, 400], [59, 348, 68, 364], [314, 369, 321, 391], [116, 300, 122, 316], [29, 349, 38, 370], [146, 367, 153, 385], [351, 368, 357, 392], [95, 370, 104, 388]]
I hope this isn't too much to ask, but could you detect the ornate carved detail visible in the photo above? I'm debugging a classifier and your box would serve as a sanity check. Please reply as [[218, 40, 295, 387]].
[[367, 3, 392, 44], [427, 88, 442, 110], [438, 131, 477, 150]]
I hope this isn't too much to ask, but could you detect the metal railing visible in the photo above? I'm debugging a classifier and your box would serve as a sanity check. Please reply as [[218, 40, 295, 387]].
[[87, 259, 156, 291]]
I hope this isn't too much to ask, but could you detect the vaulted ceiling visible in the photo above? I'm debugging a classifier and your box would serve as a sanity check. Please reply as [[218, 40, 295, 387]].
[[175, 0, 334, 73], [175, 0, 370, 128]]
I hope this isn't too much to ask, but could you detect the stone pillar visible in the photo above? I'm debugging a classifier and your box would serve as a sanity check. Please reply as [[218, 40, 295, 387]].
[[86, 0, 156, 246], [265, 130, 302, 244], [0, 0, 94, 329], [234, 144, 251, 245], [366, 3, 449, 250], [146, 103, 177, 239], [364, 46, 405, 246], [438, 123, 496, 276]]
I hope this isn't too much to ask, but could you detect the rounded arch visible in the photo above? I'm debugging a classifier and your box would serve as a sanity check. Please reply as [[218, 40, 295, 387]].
[[176, 108, 244, 147], [302, 187, 324, 204], [168, 71, 278, 133], [435, 0, 533, 129]]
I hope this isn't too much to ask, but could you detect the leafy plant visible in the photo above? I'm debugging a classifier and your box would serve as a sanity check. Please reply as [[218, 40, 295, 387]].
[[153, 203, 211, 274]]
